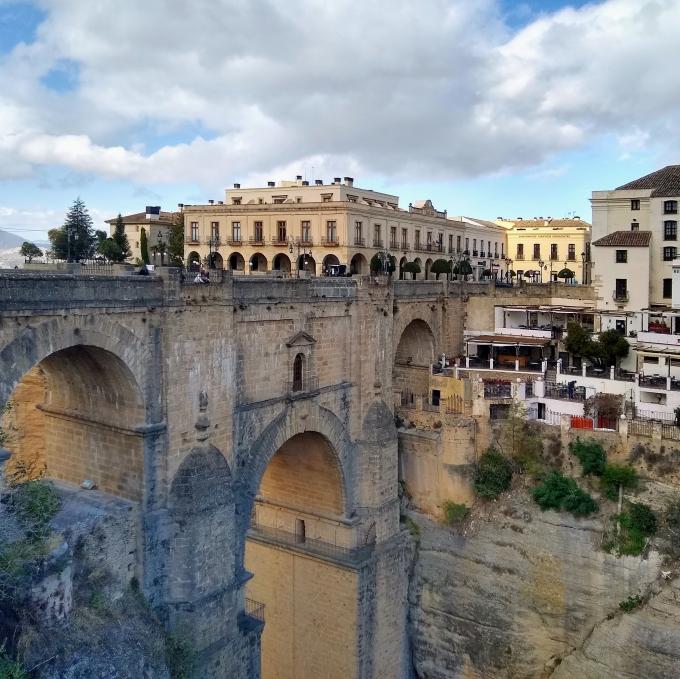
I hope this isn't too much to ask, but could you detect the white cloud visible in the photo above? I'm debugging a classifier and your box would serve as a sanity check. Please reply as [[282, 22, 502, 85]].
[[1, 0, 679, 187]]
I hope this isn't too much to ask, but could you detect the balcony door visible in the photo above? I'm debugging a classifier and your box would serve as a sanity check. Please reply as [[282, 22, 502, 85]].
[[615, 278, 627, 301]]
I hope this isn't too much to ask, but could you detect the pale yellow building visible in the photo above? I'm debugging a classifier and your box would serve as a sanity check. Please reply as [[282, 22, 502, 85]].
[[106, 206, 175, 264], [182, 177, 483, 278], [495, 217, 591, 284]]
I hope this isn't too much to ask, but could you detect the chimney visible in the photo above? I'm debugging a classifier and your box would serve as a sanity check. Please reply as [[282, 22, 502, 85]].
[[344, 176, 354, 187], [315, 179, 323, 186], [267, 181, 275, 187], [233, 183, 241, 189], [146, 205, 161, 221], [302, 180, 309, 186], [333, 177, 341, 185], [208, 199, 214, 205], [218, 201, 224, 205], [178, 203, 184, 209], [296, 175, 303, 181]]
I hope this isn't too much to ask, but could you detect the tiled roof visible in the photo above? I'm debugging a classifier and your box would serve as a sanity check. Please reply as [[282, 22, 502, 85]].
[[105, 211, 176, 225], [616, 165, 680, 197], [591, 230, 652, 247]]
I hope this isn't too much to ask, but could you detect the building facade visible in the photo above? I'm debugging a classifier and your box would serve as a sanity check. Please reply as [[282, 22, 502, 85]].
[[591, 165, 680, 309], [181, 177, 505, 279], [106, 206, 175, 264], [496, 217, 592, 284]]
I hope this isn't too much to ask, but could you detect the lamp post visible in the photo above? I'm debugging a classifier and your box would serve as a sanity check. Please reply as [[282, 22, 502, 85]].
[[504, 256, 512, 282], [580, 251, 586, 284], [157, 232, 167, 267], [289, 239, 312, 278], [538, 259, 545, 283]]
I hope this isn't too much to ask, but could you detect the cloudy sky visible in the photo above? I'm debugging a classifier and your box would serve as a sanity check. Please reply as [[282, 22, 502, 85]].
[[0, 0, 678, 240]]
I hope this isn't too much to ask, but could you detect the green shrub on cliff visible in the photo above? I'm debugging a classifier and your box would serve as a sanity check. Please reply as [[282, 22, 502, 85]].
[[473, 449, 512, 499], [601, 464, 638, 501], [442, 501, 469, 525], [532, 471, 598, 516], [570, 438, 606, 476]]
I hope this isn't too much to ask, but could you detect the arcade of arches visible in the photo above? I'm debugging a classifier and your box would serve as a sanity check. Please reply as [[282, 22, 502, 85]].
[[246, 432, 359, 679]]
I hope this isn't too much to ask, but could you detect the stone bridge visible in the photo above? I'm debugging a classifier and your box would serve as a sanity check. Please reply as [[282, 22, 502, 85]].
[[0, 270, 593, 677], [1, 270, 466, 679]]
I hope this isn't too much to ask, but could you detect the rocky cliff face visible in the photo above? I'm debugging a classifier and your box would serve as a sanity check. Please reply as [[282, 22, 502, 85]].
[[408, 488, 678, 679]]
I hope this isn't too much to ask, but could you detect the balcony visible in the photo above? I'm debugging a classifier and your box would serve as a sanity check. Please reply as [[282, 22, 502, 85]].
[[545, 381, 586, 402], [321, 237, 339, 247], [472, 250, 478, 257], [299, 238, 314, 246], [480, 251, 486, 258], [354, 237, 366, 246], [373, 238, 384, 248], [483, 381, 512, 398], [613, 290, 629, 303], [286, 374, 319, 396], [389, 240, 399, 250], [271, 237, 288, 246], [226, 238, 241, 246], [401, 242, 410, 251], [567, 255, 576, 261], [249, 236, 265, 245], [516, 254, 525, 261], [495, 326, 553, 339]]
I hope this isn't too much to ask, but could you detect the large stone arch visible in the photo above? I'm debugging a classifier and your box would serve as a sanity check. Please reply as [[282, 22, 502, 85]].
[[393, 317, 436, 366], [235, 403, 353, 561]]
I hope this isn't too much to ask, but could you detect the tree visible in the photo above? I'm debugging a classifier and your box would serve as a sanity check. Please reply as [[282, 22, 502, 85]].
[[592, 329, 629, 368], [140, 227, 150, 265], [97, 238, 123, 262], [167, 213, 184, 266], [57, 197, 95, 261], [457, 258, 473, 281], [20, 242, 42, 262], [47, 227, 68, 260], [557, 267, 575, 281], [111, 214, 131, 261], [402, 261, 421, 279], [370, 251, 395, 274], [564, 321, 593, 358], [431, 259, 450, 280]]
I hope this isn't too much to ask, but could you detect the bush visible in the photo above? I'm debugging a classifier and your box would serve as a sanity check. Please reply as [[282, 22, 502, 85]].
[[660, 496, 680, 560], [629, 502, 657, 536], [9, 480, 61, 540], [442, 502, 469, 525], [402, 261, 421, 278], [601, 464, 638, 501], [473, 449, 513, 499], [165, 635, 196, 679], [532, 471, 598, 516], [619, 594, 642, 612], [570, 438, 606, 476], [430, 259, 450, 279]]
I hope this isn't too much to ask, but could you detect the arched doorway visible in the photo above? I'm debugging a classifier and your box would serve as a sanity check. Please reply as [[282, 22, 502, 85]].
[[1, 345, 145, 501], [425, 258, 433, 280], [297, 254, 316, 275], [250, 252, 268, 273], [246, 431, 351, 679], [228, 252, 245, 272], [322, 254, 340, 275], [350, 253, 368, 275], [393, 319, 436, 398], [399, 256, 407, 280], [273, 253, 291, 273], [209, 252, 224, 269], [187, 251, 201, 271], [413, 257, 422, 280]]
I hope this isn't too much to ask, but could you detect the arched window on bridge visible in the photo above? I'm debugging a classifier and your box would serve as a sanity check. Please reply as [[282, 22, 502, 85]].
[[292, 353, 305, 392]]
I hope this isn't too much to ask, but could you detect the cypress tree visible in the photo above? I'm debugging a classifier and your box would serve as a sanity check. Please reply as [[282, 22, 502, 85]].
[[140, 227, 150, 265], [112, 214, 131, 261]]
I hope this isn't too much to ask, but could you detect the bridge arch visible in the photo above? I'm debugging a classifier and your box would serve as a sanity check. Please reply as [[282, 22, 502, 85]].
[[393, 318, 436, 401]]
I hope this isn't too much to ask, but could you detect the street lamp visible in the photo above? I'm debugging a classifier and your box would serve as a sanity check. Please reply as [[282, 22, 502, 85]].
[[289, 239, 312, 278], [157, 232, 167, 267], [538, 259, 545, 283], [580, 251, 586, 284], [504, 256, 512, 281]]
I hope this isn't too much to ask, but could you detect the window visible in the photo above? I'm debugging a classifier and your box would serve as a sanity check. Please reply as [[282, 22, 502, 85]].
[[258, 198, 264, 204], [664, 221, 677, 240], [663, 278, 673, 299], [321, 194, 332, 203], [427, 232, 433, 248], [347, 195, 357, 203], [501, 242, 505, 257], [615, 278, 627, 300], [643, 356, 659, 365], [390, 226, 397, 247], [373, 223, 382, 246], [301, 220, 311, 242], [533, 243, 541, 260], [457, 235, 462, 252], [615, 249, 627, 263], [448, 235, 453, 253], [277, 221, 287, 242], [664, 200, 678, 214], [416, 230, 421, 249], [402, 228, 408, 248], [190, 221, 199, 242], [295, 197, 302, 203], [254, 221, 263, 242], [327, 220, 337, 242], [465, 237, 469, 253], [631, 199, 640, 210], [631, 221, 639, 231], [472, 238, 477, 255], [231, 221, 241, 242], [494, 242, 498, 257], [568, 244, 576, 260], [293, 353, 304, 392], [210, 222, 219, 241], [273, 195, 286, 204], [550, 243, 558, 260], [232, 198, 241, 205], [355, 221, 363, 244], [488, 241, 491, 256], [663, 246, 677, 261], [516, 243, 524, 260]]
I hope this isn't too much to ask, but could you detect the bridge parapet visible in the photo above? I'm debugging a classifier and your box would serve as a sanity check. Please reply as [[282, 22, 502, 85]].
[[233, 276, 356, 302], [393, 280, 446, 298], [0, 271, 164, 313]]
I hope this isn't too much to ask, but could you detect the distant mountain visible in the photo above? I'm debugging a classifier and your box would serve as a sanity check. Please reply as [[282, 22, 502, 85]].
[[0, 229, 25, 249]]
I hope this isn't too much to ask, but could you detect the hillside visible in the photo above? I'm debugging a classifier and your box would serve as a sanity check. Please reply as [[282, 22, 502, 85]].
[[0, 228, 24, 249]]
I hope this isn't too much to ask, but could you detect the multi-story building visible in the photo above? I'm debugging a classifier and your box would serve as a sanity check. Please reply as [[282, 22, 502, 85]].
[[451, 217, 508, 280], [182, 177, 487, 278], [106, 206, 175, 264], [591, 165, 680, 310], [495, 217, 592, 284]]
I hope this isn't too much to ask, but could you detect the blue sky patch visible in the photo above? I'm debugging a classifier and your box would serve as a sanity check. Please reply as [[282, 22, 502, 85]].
[[0, 2, 45, 55]]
